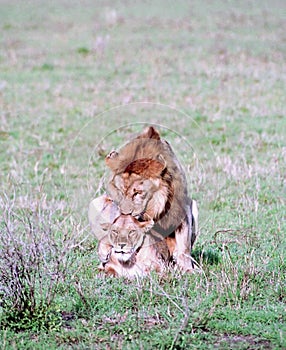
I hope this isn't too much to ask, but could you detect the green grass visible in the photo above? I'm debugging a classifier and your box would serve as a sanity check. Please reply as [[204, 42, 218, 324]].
[[0, 0, 285, 348]]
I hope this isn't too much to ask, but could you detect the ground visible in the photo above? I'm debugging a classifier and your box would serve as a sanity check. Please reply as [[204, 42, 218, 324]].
[[0, 0, 285, 349]]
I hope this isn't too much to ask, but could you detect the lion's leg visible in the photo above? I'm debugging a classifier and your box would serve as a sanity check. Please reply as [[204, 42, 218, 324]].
[[173, 216, 193, 271], [104, 264, 119, 277], [98, 234, 112, 264], [191, 199, 199, 248], [88, 193, 120, 240], [173, 199, 198, 271]]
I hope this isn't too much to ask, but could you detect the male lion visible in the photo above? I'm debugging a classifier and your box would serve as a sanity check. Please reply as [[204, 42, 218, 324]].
[[88, 195, 169, 277], [105, 126, 198, 271]]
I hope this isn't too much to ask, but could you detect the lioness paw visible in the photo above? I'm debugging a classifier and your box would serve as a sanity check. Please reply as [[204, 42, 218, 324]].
[[175, 254, 196, 273]]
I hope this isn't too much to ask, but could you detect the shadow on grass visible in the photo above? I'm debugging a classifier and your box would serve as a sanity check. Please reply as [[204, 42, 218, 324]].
[[192, 246, 221, 266]]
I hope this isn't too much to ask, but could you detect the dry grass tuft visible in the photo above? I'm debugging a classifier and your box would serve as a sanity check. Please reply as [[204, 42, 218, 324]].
[[0, 191, 86, 330]]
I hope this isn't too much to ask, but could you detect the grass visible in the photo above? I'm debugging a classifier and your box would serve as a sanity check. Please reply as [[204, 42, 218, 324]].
[[0, 0, 285, 348]]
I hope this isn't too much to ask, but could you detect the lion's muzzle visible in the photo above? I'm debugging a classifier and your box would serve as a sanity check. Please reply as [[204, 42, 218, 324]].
[[120, 199, 134, 215]]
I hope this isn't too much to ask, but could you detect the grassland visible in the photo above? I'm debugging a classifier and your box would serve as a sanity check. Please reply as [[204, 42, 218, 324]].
[[0, 0, 285, 348]]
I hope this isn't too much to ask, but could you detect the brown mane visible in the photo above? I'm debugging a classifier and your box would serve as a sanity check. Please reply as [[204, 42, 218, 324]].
[[105, 126, 189, 233], [125, 158, 165, 178]]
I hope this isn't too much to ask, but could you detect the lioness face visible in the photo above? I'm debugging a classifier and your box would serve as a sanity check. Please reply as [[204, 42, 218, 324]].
[[106, 215, 153, 263], [112, 172, 161, 218]]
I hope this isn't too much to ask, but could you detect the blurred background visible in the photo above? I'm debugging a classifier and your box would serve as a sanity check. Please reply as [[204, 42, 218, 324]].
[[1, 0, 285, 223]]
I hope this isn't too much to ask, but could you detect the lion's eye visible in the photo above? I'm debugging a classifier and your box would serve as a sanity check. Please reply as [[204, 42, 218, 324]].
[[132, 190, 142, 198]]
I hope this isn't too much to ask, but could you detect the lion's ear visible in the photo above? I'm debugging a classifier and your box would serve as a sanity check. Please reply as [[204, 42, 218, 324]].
[[138, 126, 161, 140], [105, 150, 119, 170]]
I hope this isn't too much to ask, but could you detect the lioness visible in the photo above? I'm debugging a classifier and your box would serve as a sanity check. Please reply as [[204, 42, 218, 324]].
[[105, 126, 198, 271], [88, 195, 170, 277], [98, 214, 170, 277]]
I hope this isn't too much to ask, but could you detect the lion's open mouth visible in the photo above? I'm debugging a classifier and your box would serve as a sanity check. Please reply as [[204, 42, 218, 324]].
[[134, 210, 147, 222], [135, 214, 144, 222]]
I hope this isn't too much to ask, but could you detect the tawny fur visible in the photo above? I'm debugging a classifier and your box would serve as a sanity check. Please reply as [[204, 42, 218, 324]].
[[105, 126, 188, 232], [105, 126, 198, 271], [98, 230, 170, 278], [88, 194, 170, 278]]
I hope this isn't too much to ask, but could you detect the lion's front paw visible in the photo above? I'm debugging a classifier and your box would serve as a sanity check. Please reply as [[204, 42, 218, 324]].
[[175, 254, 199, 273]]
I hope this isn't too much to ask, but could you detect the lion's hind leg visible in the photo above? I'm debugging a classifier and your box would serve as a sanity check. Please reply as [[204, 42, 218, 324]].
[[173, 199, 199, 272]]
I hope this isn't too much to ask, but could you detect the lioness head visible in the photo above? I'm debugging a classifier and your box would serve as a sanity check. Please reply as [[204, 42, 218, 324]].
[[101, 214, 154, 263]]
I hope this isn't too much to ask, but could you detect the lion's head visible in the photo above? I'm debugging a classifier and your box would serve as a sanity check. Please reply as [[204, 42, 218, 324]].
[[100, 214, 154, 264], [109, 158, 171, 221], [105, 126, 187, 234]]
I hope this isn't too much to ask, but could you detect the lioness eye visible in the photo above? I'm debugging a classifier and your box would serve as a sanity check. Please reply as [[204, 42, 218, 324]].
[[129, 230, 137, 237]]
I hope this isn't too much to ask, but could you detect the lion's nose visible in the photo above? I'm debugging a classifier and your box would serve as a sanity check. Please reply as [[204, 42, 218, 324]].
[[120, 200, 133, 215], [119, 243, 126, 249]]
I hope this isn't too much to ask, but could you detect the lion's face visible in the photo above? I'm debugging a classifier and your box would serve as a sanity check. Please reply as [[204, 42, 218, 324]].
[[108, 158, 170, 220], [111, 172, 160, 216], [104, 215, 153, 263]]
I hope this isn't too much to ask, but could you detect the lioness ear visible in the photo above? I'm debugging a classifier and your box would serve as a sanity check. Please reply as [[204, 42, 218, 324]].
[[138, 126, 161, 140], [139, 219, 154, 231], [100, 223, 111, 231]]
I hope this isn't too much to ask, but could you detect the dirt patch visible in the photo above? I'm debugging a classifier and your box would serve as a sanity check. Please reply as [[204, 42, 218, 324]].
[[214, 334, 273, 349]]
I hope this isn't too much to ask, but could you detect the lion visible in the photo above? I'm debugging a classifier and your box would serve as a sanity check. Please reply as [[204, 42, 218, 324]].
[[105, 126, 198, 271], [88, 195, 169, 277]]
